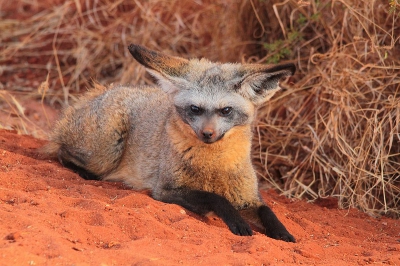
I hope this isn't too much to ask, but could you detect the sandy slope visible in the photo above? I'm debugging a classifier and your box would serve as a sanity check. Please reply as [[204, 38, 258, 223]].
[[0, 129, 399, 265]]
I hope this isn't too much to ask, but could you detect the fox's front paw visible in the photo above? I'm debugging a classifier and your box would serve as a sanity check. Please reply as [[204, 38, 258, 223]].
[[258, 205, 295, 242], [226, 219, 253, 236], [266, 228, 296, 243]]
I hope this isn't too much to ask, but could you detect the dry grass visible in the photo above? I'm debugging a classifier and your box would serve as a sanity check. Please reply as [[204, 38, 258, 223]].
[[0, 0, 399, 217], [0, 0, 252, 105], [252, 0, 400, 217]]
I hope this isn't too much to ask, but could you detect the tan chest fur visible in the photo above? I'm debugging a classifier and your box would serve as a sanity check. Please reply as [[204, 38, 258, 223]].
[[167, 117, 259, 208]]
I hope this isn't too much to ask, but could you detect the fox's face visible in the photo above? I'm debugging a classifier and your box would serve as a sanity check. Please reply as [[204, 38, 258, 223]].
[[173, 86, 253, 143], [171, 64, 256, 143], [128, 44, 295, 144]]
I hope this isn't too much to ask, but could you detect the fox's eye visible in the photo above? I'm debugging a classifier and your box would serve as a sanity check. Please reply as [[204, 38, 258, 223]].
[[220, 107, 233, 116], [190, 105, 203, 115]]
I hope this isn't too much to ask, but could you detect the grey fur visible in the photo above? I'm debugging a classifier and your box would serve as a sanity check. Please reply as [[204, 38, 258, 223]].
[[44, 44, 296, 241]]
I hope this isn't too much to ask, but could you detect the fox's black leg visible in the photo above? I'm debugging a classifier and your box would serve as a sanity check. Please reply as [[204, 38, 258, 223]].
[[258, 205, 295, 242], [159, 188, 252, 236]]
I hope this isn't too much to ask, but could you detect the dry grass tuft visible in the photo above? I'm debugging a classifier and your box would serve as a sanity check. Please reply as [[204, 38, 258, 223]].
[[0, 0, 399, 217], [252, 0, 400, 217]]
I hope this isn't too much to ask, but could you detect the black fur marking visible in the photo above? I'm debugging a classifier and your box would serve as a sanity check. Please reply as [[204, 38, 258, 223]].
[[178, 153, 194, 166], [58, 147, 99, 181], [180, 162, 197, 178], [251, 82, 264, 95], [232, 109, 249, 126], [61, 160, 100, 181], [161, 188, 253, 236], [174, 105, 191, 125], [263, 63, 296, 75], [115, 129, 126, 146], [128, 44, 163, 72], [181, 147, 194, 161], [58, 146, 86, 166], [258, 205, 295, 242], [182, 146, 192, 154]]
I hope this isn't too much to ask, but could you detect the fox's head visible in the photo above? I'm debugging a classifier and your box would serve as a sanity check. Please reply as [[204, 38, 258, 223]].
[[128, 44, 295, 144]]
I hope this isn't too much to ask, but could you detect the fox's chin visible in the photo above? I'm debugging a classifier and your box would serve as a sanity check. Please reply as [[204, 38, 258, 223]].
[[201, 139, 216, 144], [199, 133, 225, 144]]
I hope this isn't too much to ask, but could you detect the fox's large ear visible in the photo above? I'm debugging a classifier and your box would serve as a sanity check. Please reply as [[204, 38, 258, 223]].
[[128, 44, 189, 93], [237, 63, 295, 105]]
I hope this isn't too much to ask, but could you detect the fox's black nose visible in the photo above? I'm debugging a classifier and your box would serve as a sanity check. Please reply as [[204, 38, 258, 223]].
[[202, 129, 214, 139]]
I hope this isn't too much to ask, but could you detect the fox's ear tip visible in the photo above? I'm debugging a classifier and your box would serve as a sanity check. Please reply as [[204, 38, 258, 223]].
[[128, 43, 142, 54], [286, 63, 296, 75], [276, 63, 296, 76], [127, 44, 156, 67], [270, 63, 296, 77]]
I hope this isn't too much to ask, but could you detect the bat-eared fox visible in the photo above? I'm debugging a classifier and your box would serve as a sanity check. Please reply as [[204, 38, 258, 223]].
[[44, 44, 296, 242]]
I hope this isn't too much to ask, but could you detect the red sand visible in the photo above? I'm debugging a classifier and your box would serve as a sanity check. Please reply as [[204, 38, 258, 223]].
[[0, 129, 399, 265]]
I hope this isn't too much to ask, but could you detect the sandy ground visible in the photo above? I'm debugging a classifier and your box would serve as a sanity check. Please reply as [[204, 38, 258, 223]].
[[0, 126, 399, 265]]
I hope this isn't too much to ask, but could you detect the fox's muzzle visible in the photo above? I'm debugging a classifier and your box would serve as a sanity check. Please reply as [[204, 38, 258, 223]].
[[197, 128, 225, 144]]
